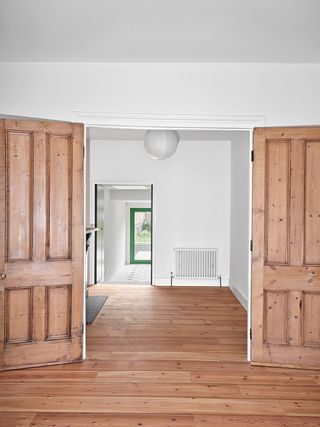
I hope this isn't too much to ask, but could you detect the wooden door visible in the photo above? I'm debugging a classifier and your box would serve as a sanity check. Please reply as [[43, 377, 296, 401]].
[[0, 119, 84, 370], [252, 126, 320, 368]]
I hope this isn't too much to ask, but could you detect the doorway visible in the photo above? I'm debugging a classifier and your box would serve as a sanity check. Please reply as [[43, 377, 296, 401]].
[[130, 208, 152, 264], [85, 126, 252, 360], [92, 184, 153, 286]]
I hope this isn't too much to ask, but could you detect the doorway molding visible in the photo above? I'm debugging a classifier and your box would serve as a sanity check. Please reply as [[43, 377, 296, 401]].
[[79, 110, 265, 363], [73, 111, 266, 130]]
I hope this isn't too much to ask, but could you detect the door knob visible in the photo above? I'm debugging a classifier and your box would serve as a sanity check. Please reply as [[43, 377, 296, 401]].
[[0, 273, 7, 280]]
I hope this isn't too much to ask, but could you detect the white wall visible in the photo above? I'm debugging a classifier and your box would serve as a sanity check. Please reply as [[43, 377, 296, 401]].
[[0, 63, 320, 126], [91, 138, 231, 284], [229, 132, 251, 309], [103, 191, 126, 282]]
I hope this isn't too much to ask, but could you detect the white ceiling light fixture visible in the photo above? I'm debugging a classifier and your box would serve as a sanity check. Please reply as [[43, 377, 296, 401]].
[[144, 130, 180, 160]]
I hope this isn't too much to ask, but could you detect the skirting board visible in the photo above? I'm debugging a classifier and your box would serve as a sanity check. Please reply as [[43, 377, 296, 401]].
[[155, 278, 229, 286], [229, 283, 248, 311]]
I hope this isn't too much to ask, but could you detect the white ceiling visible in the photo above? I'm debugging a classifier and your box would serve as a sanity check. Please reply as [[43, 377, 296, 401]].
[[1, 0, 319, 63], [88, 127, 248, 141]]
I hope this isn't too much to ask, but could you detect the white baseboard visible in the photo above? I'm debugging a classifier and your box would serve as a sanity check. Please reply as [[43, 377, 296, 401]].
[[229, 283, 248, 311], [155, 278, 229, 286]]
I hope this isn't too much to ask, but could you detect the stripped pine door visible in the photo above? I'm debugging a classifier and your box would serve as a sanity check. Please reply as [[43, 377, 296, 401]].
[[252, 127, 320, 368], [0, 119, 84, 370]]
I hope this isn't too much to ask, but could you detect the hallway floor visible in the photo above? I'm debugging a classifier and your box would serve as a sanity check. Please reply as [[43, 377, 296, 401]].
[[108, 264, 151, 284], [0, 285, 320, 426]]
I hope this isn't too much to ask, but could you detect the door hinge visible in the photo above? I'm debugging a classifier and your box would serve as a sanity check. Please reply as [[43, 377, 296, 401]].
[[250, 328, 252, 340], [83, 146, 85, 158], [250, 240, 253, 252], [251, 150, 254, 162], [81, 323, 84, 335]]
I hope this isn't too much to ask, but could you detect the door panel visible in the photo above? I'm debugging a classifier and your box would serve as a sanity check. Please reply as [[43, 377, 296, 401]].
[[5, 287, 32, 343], [265, 140, 289, 265], [6, 131, 33, 261], [305, 142, 320, 264], [47, 134, 72, 260], [264, 290, 288, 345], [303, 292, 320, 346], [252, 127, 320, 368], [46, 285, 71, 340], [0, 119, 84, 370]]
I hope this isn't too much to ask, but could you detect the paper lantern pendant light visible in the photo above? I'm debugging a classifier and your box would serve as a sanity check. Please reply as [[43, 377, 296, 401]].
[[144, 130, 180, 160]]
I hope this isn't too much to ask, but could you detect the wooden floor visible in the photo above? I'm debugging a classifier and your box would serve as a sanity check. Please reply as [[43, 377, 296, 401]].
[[1, 285, 320, 426]]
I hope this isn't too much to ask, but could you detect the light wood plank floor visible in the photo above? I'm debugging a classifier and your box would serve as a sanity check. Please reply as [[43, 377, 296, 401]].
[[1, 285, 320, 426]]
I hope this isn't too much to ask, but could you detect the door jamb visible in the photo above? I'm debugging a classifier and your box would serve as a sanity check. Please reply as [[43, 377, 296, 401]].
[[76, 111, 266, 362]]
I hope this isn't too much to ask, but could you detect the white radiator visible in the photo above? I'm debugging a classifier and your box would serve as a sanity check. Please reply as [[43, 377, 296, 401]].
[[174, 248, 218, 279]]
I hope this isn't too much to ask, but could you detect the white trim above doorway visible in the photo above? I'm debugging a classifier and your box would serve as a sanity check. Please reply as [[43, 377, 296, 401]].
[[73, 111, 266, 130]]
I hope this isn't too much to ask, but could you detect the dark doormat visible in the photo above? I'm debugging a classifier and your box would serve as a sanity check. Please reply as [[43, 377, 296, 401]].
[[86, 296, 108, 324]]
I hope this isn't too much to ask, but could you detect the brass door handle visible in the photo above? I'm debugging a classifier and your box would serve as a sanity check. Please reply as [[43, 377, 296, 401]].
[[0, 273, 7, 280]]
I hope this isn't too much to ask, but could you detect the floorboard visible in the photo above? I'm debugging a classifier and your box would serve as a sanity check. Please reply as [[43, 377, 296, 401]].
[[0, 285, 319, 426]]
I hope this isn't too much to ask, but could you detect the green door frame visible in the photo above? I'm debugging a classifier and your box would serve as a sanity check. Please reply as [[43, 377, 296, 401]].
[[130, 208, 152, 264]]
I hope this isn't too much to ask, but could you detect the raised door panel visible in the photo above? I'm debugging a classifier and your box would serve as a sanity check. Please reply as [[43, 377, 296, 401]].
[[46, 285, 71, 340], [304, 141, 320, 265], [303, 292, 320, 347], [5, 288, 32, 344], [47, 135, 72, 260], [264, 291, 288, 345], [6, 132, 33, 262], [265, 140, 289, 265]]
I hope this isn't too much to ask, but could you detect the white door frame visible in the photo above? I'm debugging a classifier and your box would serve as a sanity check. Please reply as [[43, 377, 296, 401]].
[[90, 180, 154, 285], [76, 111, 266, 362], [74, 111, 265, 131]]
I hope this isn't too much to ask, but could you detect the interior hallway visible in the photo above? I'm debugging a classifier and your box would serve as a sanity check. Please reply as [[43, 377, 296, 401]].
[[0, 285, 320, 426]]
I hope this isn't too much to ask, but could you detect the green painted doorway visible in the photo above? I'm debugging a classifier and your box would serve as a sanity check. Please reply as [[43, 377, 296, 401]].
[[130, 208, 152, 264]]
